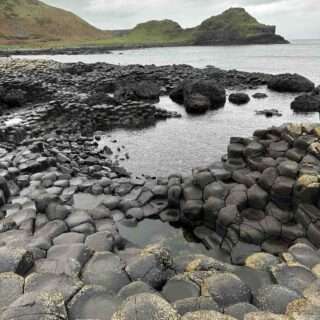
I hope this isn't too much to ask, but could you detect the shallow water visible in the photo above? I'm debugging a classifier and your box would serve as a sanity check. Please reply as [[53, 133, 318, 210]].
[[16, 39, 320, 84], [117, 218, 229, 261], [99, 88, 319, 177]]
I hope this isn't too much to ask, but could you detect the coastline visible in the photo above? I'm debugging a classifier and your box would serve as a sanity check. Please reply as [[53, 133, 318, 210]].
[[0, 58, 319, 320]]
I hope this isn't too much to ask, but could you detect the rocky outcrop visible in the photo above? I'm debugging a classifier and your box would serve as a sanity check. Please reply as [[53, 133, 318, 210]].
[[170, 80, 226, 114], [192, 8, 288, 46], [291, 86, 320, 112], [268, 73, 315, 93]]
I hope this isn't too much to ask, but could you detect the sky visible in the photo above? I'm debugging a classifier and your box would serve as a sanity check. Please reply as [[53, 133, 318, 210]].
[[42, 0, 320, 39]]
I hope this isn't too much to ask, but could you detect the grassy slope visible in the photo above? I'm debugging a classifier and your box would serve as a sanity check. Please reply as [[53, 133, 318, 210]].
[[0, 3, 285, 49], [193, 8, 275, 43], [0, 0, 111, 46]]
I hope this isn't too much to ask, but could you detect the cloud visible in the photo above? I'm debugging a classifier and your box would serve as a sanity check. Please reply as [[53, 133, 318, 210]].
[[42, 0, 320, 39]]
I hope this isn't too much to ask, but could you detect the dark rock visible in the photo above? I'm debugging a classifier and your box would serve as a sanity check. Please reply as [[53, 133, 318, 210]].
[[229, 93, 250, 105], [253, 284, 302, 314], [231, 242, 261, 265], [248, 184, 268, 210], [162, 275, 200, 302], [252, 93, 268, 99], [114, 81, 161, 102], [291, 94, 320, 112], [268, 73, 315, 93], [272, 264, 317, 294], [183, 80, 226, 111], [0, 247, 33, 276], [202, 273, 251, 308]]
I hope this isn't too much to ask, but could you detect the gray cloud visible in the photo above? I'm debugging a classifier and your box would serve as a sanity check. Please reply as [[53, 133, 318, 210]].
[[42, 0, 320, 39]]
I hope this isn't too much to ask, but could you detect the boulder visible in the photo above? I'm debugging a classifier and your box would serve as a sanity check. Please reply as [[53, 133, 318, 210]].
[[183, 80, 226, 110], [185, 93, 210, 114], [229, 93, 250, 105], [291, 94, 320, 112], [268, 73, 315, 93]]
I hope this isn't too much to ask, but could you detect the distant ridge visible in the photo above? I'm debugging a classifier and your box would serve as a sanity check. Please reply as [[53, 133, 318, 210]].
[[0, 1, 288, 48]]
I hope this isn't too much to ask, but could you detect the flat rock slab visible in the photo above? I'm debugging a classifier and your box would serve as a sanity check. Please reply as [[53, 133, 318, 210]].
[[24, 273, 83, 302], [68, 285, 120, 320], [1, 291, 68, 320], [253, 284, 302, 314], [112, 293, 180, 320], [82, 251, 130, 295], [202, 272, 251, 308], [0, 272, 24, 313], [271, 265, 317, 293]]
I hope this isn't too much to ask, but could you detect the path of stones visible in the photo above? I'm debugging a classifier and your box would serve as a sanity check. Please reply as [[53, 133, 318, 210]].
[[0, 59, 320, 320]]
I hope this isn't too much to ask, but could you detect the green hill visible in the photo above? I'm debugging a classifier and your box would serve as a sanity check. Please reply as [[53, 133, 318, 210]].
[[192, 8, 287, 45], [0, 2, 288, 48], [0, 0, 110, 46]]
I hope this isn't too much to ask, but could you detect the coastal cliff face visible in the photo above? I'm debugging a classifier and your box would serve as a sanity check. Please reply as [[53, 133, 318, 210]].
[[192, 8, 288, 45], [0, 1, 288, 48]]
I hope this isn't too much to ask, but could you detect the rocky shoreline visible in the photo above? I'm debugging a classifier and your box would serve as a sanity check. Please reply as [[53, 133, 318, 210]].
[[0, 59, 320, 320]]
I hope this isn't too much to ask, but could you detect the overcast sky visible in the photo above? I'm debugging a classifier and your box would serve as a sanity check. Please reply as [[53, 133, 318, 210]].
[[42, 0, 319, 39]]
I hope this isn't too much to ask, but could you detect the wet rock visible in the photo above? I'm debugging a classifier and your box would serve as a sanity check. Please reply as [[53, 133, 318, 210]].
[[252, 93, 268, 99], [291, 94, 320, 112], [183, 80, 226, 111], [112, 293, 180, 320], [268, 73, 315, 93], [229, 93, 250, 105], [202, 273, 251, 308]]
